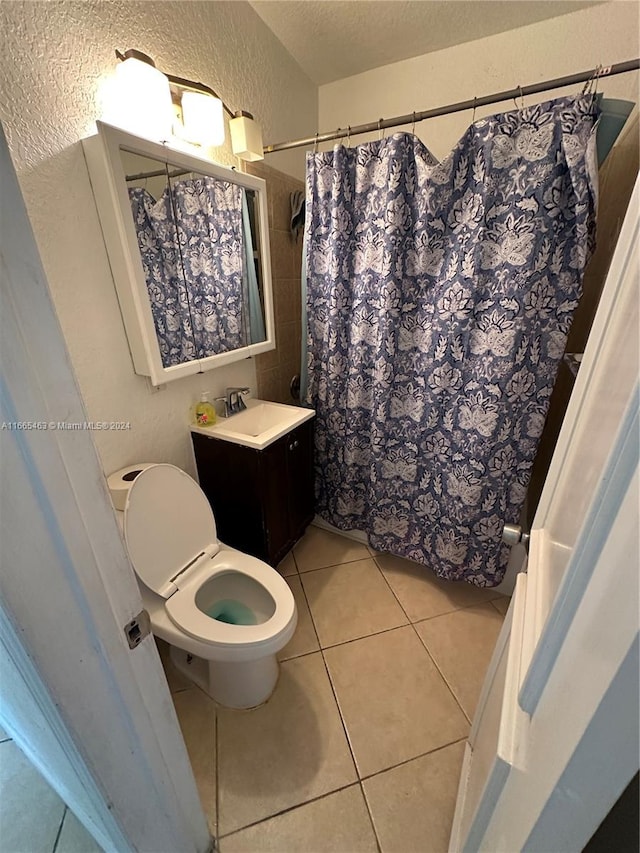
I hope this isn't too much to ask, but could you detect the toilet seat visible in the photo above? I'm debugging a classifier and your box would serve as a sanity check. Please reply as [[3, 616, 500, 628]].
[[165, 550, 295, 648], [123, 464, 295, 654]]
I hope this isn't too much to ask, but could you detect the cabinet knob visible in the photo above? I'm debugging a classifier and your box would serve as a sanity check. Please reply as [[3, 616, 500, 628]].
[[288, 440, 299, 451]]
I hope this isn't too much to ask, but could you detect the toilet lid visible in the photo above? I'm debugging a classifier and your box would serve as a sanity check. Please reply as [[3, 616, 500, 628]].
[[124, 464, 218, 598]]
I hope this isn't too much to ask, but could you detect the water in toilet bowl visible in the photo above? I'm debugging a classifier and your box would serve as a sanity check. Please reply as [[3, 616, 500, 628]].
[[205, 598, 258, 625]]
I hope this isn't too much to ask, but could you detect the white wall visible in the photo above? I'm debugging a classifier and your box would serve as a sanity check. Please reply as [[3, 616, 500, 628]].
[[319, 3, 639, 160], [0, 0, 316, 477]]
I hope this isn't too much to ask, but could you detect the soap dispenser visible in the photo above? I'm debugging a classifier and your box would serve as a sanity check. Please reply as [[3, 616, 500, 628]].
[[193, 392, 217, 427]]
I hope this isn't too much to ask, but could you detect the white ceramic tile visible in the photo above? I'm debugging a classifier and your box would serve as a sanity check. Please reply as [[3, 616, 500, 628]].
[[375, 553, 500, 622], [363, 741, 466, 853], [173, 688, 217, 833], [279, 575, 320, 660], [276, 551, 297, 577], [415, 603, 504, 719], [0, 740, 66, 853], [301, 558, 407, 647], [491, 595, 511, 616], [55, 809, 103, 853], [293, 526, 371, 572], [220, 785, 378, 852], [324, 627, 469, 777], [217, 653, 357, 834]]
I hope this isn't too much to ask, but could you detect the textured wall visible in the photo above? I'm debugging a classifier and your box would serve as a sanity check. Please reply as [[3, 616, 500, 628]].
[[319, 3, 639, 159], [0, 1, 316, 477]]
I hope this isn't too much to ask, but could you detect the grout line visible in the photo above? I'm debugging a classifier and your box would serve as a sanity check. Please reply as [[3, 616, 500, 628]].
[[367, 555, 474, 724], [296, 571, 385, 852], [358, 779, 382, 853], [51, 805, 67, 853], [359, 736, 469, 782], [410, 623, 473, 725], [295, 552, 375, 574], [217, 781, 362, 840]]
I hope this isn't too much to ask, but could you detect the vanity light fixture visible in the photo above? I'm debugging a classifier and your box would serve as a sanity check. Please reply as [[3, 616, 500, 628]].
[[113, 49, 264, 159], [229, 111, 265, 162], [113, 49, 173, 142]]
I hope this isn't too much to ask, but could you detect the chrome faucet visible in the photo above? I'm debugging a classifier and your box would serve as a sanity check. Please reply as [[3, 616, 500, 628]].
[[225, 387, 250, 416]]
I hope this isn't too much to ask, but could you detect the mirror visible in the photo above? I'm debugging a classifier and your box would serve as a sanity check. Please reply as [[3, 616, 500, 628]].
[[83, 122, 275, 385]]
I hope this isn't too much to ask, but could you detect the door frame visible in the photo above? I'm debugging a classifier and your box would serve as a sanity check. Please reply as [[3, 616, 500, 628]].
[[0, 124, 211, 852]]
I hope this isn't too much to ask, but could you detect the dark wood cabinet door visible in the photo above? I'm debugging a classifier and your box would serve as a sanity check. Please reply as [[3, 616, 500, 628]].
[[191, 415, 315, 566], [258, 436, 291, 566], [286, 419, 315, 541]]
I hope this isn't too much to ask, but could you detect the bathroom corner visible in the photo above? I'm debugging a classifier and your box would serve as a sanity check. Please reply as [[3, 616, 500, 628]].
[[246, 161, 305, 405]]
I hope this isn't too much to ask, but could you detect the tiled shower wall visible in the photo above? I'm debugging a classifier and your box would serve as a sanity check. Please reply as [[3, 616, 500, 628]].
[[246, 161, 305, 404]]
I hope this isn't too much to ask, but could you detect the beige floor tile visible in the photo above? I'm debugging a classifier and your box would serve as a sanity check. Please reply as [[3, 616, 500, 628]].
[[415, 603, 504, 720], [0, 740, 66, 853], [375, 553, 500, 622], [156, 638, 194, 694], [324, 627, 468, 778], [217, 653, 357, 834], [277, 551, 297, 577], [363, 741, 466, 853], [301, 558, 408, 647], [220, 785, 378, 852], [491, 595, 511, 616], [293, 526, 370, 572], [280, 575, 320, 660], [56, 809, 103, 853], [173, 688, 217, 834]]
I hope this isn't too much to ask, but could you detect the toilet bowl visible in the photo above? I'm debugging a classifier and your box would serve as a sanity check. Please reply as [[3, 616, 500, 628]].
[[113, 463, 297, 708]]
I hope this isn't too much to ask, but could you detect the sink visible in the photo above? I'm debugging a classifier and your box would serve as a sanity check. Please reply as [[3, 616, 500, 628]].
[[191, 399, 315, 450]]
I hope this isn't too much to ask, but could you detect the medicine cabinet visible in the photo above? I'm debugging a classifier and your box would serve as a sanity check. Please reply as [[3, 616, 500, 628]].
[[83, 122, 275, 386]]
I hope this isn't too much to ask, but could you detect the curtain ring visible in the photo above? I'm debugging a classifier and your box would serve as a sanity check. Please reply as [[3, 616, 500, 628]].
[[411, 111, 417, 135], [313, 132, 319, 154], [378, 118, 383, 141], [346, 125, 351, 146], [513, 85, 525, 113], [472, 96, 477, 123]]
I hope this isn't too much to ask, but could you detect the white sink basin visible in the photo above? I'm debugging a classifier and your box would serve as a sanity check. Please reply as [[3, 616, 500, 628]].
[[191, 399, 314, 450]]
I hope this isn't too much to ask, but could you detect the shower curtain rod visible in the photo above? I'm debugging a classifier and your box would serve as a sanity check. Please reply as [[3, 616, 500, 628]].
[[125, 167, 190, 182], [263, 58, 639, 154]]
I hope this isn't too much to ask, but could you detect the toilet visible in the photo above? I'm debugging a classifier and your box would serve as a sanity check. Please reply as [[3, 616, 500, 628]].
[[110, 463, 297, 709]]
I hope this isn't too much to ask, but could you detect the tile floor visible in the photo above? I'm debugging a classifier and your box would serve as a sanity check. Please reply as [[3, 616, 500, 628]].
[[163, 525, 509, 853], [0, 725, 102, 853]]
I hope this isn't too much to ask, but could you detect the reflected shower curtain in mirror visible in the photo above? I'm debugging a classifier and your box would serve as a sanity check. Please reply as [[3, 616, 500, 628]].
[[128, 188, 197, 367], [304, 95, 599, 586], [170, 177, 248, 356]]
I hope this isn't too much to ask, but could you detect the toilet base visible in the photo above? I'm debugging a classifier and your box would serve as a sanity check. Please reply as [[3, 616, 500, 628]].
[[169, 645, 279, 709]]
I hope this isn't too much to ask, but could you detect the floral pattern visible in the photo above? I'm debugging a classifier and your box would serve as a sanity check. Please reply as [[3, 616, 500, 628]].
[[129, 177, 248, 367], [304, 95, 599, 586]]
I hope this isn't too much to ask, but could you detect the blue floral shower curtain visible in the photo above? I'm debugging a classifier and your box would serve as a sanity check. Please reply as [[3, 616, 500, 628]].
[[128, 187, 197, 367], [129, 177, 258, 366], [304, 94, 599, 586], [169, 177, 248, 356]]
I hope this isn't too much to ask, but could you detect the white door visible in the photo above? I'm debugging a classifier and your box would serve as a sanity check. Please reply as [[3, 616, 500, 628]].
[[450, 176, 639, 851], [0, 126, 210, 852]]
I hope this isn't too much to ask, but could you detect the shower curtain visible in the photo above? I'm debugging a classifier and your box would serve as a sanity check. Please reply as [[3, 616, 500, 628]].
[[304, 94, 599, 586], [129, 178, 263, 365], [128, 187, 197, 367], [169, 177, 248, 356]]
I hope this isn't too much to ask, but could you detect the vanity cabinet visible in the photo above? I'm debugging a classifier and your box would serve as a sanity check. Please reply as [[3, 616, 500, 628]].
[[191, 418, 315, 566]]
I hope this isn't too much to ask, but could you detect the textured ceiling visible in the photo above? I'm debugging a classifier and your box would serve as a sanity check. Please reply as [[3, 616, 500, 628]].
[[249, 1, 603, 84]]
